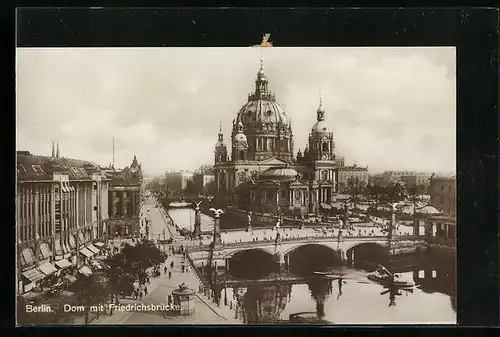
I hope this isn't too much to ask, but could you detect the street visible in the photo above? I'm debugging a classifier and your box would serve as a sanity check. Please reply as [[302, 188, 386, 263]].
[[88, 195, 241, 325]]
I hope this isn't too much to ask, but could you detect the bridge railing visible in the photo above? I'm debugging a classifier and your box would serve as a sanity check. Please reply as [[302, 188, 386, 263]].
[[186, 234, 428, 251]]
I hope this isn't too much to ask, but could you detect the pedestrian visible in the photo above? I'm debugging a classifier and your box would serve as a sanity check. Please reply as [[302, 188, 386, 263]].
[[164, 266, 167, 274], [144, 285, 148, 296], [169, 271, 172, 279], [171, 261, 174, 269]]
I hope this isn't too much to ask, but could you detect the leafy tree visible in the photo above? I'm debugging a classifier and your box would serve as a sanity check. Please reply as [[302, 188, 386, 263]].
[[206, 179, 217, 196], [70, 273, 110, 325], [346, 177, 366, 209], [103, 240, 166, 296], [235, 184, 251, 210], [184, 179, 196, 195]]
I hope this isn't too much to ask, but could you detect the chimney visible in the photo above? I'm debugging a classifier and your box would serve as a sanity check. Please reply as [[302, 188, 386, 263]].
[[56, 141, 60, 158], [51, 141, 55, 157]]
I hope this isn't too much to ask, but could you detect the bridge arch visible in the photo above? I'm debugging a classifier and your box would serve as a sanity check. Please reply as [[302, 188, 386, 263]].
[[284, 243, 343, 274], [224, 247, 275, 259], [226, 247, 276, 278], [281, 242, 338, 256], [345, 241, 389, 269]]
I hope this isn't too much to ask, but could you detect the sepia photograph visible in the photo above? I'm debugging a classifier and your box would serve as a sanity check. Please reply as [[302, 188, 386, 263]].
[[16, 46, 456, 325]]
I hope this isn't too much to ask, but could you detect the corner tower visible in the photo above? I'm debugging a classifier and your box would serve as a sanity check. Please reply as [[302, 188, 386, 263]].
[[214, 122, 228, 164]]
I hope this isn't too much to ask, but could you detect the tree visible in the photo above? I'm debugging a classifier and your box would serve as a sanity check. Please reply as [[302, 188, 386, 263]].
[[235, 184, 251, 210], [367, 184, 382, 208], [70, 273, 110, 325], [184, 179, 196, 195], [196, 164, 215, 175], [346, 177, 366, 209], [104, 240, 166, 288]]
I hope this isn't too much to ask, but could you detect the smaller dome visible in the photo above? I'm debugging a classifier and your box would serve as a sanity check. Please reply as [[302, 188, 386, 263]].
[[260, 165, 301, 183], [311, 120, 332, 134]]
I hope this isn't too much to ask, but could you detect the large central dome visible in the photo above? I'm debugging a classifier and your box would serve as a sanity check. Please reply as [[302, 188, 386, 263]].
[[237, 67, 289, 127], [231, 62, 294, 162]]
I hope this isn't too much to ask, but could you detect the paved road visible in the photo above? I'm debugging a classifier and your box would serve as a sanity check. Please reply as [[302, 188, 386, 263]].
[[88, 196, 240, 325]]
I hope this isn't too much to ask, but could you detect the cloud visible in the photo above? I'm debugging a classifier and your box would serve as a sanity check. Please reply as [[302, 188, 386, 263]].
[[16, 47, 455, 175]]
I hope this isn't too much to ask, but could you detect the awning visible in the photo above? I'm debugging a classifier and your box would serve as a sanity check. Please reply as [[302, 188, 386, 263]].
[[94, 242, 105, 248], [39, 243, 52, 259], [22, 268, 45, 283], [87, 244, 100, 254], [38, 262, 57, 276], [320, 203, 332, 209], [62, 183, 70, 193], [91, 261, 103, 270], [55, 258, 72, 269], [64, 275, 77, 283], [78, 266, 93, 276], [79, 247, 94, 258], [21, 291, 43, 301]]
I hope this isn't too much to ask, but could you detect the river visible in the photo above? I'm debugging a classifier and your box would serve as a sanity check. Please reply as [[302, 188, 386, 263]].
[[168, 208, 456, 324]]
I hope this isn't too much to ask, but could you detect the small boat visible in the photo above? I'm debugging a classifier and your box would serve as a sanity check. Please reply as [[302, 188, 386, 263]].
[[313, 271, 346, 277], [367, 267, 415, 288], [289, 312, 332, 324], [169, 201, 191, 208]]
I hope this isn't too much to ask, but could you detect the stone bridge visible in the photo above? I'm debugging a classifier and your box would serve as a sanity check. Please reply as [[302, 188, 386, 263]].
[[187, 234, 427, 269]]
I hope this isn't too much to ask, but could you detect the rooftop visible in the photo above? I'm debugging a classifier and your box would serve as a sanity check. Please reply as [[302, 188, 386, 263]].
[[17, 152, 106, 182]]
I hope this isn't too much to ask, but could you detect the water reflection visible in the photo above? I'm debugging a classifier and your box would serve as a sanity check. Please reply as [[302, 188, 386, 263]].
[[216, 260, 456, 324], [241, 284, 293, 324]]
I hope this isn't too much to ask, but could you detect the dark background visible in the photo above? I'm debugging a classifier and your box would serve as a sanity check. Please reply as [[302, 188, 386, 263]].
[[8, 6, 499, 329]]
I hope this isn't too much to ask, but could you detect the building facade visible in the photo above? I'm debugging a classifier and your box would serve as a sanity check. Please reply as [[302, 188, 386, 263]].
[[106, 156, 143, 238], [213, 62, 366, 216], [400, 172, 432, 194], [16, 149, 109, 295], [337, 165, 369, 192], [382, 170, 416, 185], [429, 175, 456, 217]]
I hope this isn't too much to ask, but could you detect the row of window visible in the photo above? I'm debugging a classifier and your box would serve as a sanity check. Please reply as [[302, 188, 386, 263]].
[[17, 165, 88, 175]]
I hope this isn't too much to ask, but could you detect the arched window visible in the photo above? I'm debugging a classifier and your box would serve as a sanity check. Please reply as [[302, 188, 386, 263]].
[[321, 170, 328, 181], [238, 171, 246, 183], [239, 150, 245, 160], [322, 142, 328, 152]]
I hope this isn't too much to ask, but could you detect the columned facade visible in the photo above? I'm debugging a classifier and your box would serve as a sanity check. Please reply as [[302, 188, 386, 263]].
[[16, 151, 109, 295]]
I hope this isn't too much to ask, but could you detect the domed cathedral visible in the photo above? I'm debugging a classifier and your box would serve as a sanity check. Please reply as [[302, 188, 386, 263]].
[[213, 61, 342, 215]]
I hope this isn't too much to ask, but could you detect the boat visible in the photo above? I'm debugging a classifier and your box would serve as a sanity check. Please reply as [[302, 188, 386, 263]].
[[367, 266, 415, 288], [289, 312, 332, 324], [169, 201, 191, 208], [313, 271, 346, 277]]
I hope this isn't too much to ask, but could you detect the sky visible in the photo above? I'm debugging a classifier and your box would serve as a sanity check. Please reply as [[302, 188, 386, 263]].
[[16, 47, 456, 176]]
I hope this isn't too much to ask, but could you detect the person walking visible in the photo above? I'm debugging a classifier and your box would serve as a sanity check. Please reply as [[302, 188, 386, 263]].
[[164, 266, 167, 274], [144, 285, 148, 296], [168, 271, 172, 279], [170, 261, 174, 269]]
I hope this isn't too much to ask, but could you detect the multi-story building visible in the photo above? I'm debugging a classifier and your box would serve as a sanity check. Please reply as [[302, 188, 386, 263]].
[[16, 146, 109, 295], [382, 170, 417, 185], [400, 172, 432, 194], [180, 171, 194, 190], [106, 156, 143, 238], [212, 62, 366, 215], [429, 175, 456, 217], [337, 164, 369, 192]]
